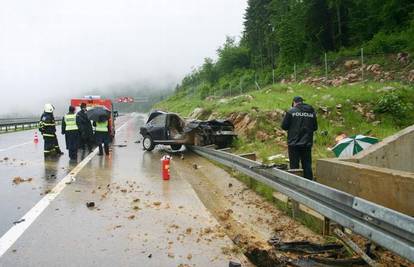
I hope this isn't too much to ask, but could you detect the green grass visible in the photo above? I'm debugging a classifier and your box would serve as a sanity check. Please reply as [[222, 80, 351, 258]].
[[157, 81, 414, 163], [158, 81, 413, 235]]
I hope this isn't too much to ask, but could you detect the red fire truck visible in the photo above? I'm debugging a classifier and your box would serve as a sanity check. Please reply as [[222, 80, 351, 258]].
[[70, 96, 117, 139]]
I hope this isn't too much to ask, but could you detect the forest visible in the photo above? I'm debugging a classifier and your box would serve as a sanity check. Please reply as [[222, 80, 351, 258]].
[[177, 0, 414, 96]]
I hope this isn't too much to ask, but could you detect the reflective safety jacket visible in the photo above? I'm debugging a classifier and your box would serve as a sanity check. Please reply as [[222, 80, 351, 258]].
[[62, 113, 79, 134], [39, 112, 56, 138], [95, 120, 109, 132]]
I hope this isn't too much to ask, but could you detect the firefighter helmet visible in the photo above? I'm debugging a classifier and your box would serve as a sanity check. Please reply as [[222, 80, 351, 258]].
[[44, 103, 54, 113]]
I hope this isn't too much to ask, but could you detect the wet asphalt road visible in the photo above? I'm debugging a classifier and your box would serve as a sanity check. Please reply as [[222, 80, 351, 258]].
[[0, 114, 247, 266]]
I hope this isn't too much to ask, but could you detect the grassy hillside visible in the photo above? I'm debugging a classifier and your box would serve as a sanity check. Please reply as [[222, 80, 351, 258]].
[[156, 81, 414, 164]]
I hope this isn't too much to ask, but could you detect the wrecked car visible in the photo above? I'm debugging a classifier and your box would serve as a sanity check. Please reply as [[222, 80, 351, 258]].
[[139, 110, 237, 151]]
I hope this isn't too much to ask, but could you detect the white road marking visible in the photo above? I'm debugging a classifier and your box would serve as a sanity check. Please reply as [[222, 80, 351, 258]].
[[0, 116, 135, 257], [0, 142, 32, 153]]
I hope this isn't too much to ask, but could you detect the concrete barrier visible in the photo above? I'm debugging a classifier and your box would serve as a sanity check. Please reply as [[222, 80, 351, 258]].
[[316, 125, 414, 216], [317, 159, 414, 216], [348, 125, 414, 173]]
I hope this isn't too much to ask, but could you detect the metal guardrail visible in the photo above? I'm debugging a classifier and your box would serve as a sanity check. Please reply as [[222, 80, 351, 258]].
[[190, 145, 414, 262], [0, 118, 62, 132]]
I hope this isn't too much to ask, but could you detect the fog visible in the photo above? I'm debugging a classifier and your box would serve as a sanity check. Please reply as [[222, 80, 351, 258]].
[[0, 0, 247, 117]]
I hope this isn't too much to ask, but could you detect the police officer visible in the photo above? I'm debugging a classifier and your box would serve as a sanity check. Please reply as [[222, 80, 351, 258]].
[[281, 96, 318, 180], [93, 115, 110, 156], [76, 103, 94, 152], [39, 104, 63, 157], [62, 106, 80, 160]]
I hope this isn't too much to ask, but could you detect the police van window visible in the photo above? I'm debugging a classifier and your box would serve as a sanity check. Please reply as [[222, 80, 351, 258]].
[[150, 114, 166, 127]]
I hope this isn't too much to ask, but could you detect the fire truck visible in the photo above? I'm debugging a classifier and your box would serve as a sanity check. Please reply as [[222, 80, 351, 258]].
[[70, 96, 117, 140]]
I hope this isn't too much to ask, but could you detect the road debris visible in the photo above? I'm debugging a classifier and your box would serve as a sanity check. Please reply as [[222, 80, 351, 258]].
[[229, 261, 241, 267], [113, 144, 127, 147], [13, 219, 25, 225], [12, 176, 33, 185], [86, 202, 95, 208]]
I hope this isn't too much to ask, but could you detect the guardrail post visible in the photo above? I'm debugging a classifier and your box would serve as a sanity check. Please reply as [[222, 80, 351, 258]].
[[323, 218, 331, 236], [291, 199, 299, 219]]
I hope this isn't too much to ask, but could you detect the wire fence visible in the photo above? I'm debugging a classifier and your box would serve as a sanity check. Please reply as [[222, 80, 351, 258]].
[[185, 50, 411, 99]]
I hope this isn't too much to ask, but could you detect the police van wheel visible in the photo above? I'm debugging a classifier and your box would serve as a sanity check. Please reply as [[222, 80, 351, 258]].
[[143, 135, 155, 151]]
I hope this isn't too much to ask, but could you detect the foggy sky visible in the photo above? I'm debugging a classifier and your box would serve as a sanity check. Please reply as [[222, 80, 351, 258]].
[[0, 0, 247, 116]]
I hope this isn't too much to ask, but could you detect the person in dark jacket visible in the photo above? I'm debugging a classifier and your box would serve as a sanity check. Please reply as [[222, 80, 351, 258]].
[[39, 103, 63, 157], [76, 103, 94, 152], [281, 96, 318, 180], [93, 115, 111, 156], [62, 106, 80, 160]]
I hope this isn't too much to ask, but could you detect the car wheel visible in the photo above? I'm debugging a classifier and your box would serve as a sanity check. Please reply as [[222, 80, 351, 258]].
[[170, 144, 182, 150], [143, 135, 155, 151]]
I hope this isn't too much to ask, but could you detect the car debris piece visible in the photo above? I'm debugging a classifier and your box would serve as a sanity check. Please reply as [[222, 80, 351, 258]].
[[250, 163, 287, 170], [13, 219, 25, 225], [229, 261, 241, 267], [334, 228, 380, 267], [86, 202, 95, 208], [269, 239, 343, 254]]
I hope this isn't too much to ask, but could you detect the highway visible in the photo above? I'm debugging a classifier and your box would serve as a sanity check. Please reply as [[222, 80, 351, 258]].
[[0, 114, 250, 267]]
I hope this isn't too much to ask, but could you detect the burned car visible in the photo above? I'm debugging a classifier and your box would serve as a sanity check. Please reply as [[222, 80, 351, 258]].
[[139, 110, 237, 151]]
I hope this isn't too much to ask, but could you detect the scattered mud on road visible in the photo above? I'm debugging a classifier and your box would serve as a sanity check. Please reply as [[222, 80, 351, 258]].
[[174, 153, 326, 266]]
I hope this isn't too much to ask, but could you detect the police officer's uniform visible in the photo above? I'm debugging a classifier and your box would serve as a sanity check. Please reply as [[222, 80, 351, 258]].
[[62, 110, 80, 160], [281, 97, 318, 180], [94, 119, 110, 155]]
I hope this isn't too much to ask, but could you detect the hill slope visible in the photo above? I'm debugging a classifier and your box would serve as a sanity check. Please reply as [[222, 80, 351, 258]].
[[156, 81, 414, 164]]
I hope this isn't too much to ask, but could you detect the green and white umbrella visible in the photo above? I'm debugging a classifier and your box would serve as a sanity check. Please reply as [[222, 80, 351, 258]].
[[332, 135, 379, 158]]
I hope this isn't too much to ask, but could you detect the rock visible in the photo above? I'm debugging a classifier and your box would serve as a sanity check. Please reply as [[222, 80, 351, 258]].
[[218, 98, 230, 104], [345, 73, 359, 82], [267, 154, 286, 161], [367, 64, 381, 74], [266, 109, 284, 121], [207, 112, 218, 120], [372, 121, 381, 126], [331, 77, 346, 87], [319, 106, 329, 113], [397, 52, 409, 65], [344, 60, 360, 69], [321, 94, 332, 101], [377, 86, 396, 93], [189, 107, 210, 119], [255, 131, 269, 142], [408, 70, 414, 82]]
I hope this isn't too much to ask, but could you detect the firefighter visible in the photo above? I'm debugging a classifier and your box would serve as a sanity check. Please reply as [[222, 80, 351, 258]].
[[281, 96, 318, 180], [76, 103, 94, 152], [39, 104, 63, 157], [62, 106, 80, 160], [93, 115, 110, 156]]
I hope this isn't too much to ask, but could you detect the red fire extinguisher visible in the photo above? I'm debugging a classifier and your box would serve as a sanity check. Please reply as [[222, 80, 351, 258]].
[[161, 155, 171, 180]]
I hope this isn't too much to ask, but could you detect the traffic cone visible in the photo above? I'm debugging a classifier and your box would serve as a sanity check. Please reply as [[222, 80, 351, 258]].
[[34, 131, 39, 143]]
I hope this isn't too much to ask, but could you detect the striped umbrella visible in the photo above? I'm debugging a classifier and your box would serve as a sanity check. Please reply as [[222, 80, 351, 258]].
[[332, 135, 379, 158]]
